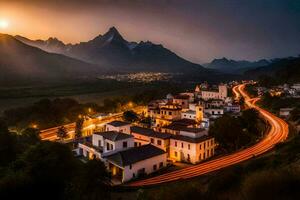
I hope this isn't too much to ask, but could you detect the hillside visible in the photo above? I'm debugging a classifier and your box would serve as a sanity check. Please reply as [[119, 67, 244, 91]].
[[204, 57, 269, 74], [15, 27, 210, 74], [0, 34, 104, 85], [245, 57, 300, 85]]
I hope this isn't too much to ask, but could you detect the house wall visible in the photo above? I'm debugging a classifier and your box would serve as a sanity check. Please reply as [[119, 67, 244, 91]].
[[201, 91, 221, 100], [122, 153, 167, 182], [179, 130, 208, 138], [169, 138, 215, 164], [131, 132, 169, 152], [131, 132, 150, 147], [204, 108, 224, 115], [78, 143, 102, 160], [161, 127, 180, 135], [173, 99, 189, 109], [92, 134, 134, 156], [159, 109, 181, 120], [181, 112, 196, 120], [201, 85, 227, 100], [105, 124, 131, 134]]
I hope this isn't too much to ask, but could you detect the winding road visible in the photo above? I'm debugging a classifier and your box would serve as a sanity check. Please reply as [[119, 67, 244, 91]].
[[126, 83, 289, 187]]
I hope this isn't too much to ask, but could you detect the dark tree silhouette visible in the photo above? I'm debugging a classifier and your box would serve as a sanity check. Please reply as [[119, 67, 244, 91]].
[[123, 110, 139, 122], [57, 126, 68, 142], [75, 118, 84, 145]]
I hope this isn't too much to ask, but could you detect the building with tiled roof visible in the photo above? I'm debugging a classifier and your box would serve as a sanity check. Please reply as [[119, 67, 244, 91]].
[[106, 120, 131, 134], [105, 144, 167, 183], [130, 126, 172, 151]]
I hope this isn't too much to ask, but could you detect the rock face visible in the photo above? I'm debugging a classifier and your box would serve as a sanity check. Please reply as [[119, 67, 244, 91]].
[[15, 27, 208, 73]]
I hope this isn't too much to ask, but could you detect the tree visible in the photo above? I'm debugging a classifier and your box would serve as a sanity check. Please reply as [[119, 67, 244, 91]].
[[0, 120, 16, 167], [123, 110, 139, 122], [74, 118, 84, 145], [240, 109, 260, 136], [239, 96, 245, 106], [209, 114, 245, 151], [20, 128, 41, 145], [66, 159, 111, 200], [57, 126, 68, 142], [289, 107, 300, 122], [0, 141, 80, 199]]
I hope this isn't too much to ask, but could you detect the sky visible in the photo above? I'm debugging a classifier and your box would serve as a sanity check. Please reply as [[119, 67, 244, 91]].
[[0, 0, 300, 63]]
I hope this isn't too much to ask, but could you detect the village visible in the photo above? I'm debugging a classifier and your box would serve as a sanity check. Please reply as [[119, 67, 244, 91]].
[[74, 83, 242, 184]]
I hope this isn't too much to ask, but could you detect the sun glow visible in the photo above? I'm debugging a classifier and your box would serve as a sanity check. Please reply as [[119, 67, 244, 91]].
[[0, 19, 9, 29]]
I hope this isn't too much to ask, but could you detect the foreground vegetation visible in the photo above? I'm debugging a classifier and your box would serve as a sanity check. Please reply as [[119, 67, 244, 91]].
[[0, 121, 110, 199], [1, 82, 184, 131], [209, 108, 266, 152]]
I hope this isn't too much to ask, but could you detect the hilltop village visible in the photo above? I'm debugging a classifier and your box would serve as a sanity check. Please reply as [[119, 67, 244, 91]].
[[75, 83, 241, 183]]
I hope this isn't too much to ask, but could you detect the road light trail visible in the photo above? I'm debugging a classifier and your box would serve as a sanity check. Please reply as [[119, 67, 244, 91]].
[[126, 83, 289, 187], [40, 106, 146, 141]]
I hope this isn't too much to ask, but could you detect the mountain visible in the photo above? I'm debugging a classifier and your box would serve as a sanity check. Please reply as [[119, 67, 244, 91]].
[[15, 27, 209, 74], [0, 33, 103, 85], [245, 56, 300, 85], [15, 35, 68, 55], [204, 57, 270, 74]]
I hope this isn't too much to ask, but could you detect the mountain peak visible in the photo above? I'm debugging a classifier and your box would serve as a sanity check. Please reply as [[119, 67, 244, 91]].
[[108, 26, 119, 34], [211, 57, 231, 64], [98, 26, 125, 43], [46, 37, 65, 45], [105, 26, 122, 37]]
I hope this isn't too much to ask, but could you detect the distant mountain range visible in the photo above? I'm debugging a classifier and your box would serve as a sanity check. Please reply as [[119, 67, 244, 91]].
[[244, 56, 300, 85], [203, 57, 270, 74], [0, 34, 103, 85], [15, 27, 209, 74]]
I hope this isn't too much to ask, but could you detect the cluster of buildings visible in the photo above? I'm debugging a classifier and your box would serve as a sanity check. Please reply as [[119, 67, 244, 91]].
[[257, 83, 300, 98], [97, 72, 172, 83], [76, 83, 241, 183]]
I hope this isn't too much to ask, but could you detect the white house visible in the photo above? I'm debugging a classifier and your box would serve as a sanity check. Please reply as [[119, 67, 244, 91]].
[[130, 126, 172, 152], [200, 84, 228, 100], [224, 103, 241, 113], [279, 108, 294, 118], [169, 134, 215, 164], [173, 94, 190, 109], [291, 83, 300, 91], [181, 110, 197, 120], [105, 144, 167, 183], [78, 131, 134, 159], [105, 121, 131, 134], [204, 107, 224, 118]]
